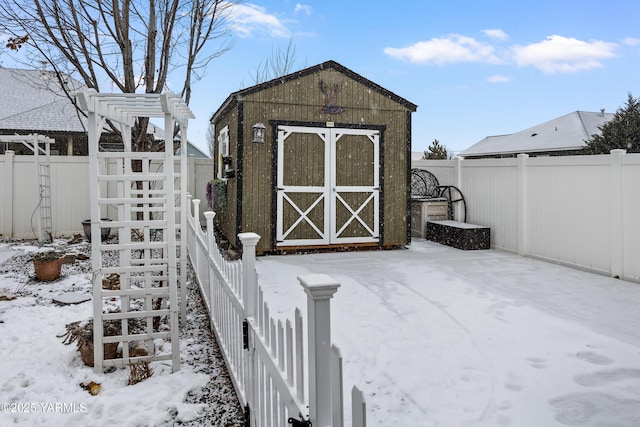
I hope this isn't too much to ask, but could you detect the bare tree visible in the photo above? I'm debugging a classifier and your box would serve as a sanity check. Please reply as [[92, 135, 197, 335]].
[[250, 38, 305, 85], [0, 0, 238, 150]]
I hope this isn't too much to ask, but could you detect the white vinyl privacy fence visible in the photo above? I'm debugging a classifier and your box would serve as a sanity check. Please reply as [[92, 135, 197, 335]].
[[185, 196, 367, 427], [0, 153, 212, 239], [4, 149, 640, 283], [414, 149, 640, 282]]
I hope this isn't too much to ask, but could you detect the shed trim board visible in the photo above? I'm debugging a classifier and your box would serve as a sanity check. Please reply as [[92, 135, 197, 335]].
[[271, 122, 384, 248], [236, 101, 244, 239], [405, 110, 412, 244]]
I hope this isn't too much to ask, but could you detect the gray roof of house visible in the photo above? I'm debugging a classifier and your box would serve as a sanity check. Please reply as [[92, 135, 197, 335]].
[[0, 67, 208, 157], [460, 111, 614, 157], [0, 67, 89, 132]]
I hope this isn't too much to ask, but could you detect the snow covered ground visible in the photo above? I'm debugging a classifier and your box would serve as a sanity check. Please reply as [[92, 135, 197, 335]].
[[2, 236, 640, 426], [255, 240, 640, 427], [0, 238, 244, 426]]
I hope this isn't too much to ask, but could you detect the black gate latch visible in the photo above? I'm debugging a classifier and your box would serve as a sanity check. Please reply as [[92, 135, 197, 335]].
[[287, 414, 312, 427]]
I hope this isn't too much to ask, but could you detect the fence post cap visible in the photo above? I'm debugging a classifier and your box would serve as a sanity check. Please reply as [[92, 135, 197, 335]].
[[298, 274, 340, 299], [203, 211, 216, 220], [238, 232, 261, 245], [192, 198, 201, 205]]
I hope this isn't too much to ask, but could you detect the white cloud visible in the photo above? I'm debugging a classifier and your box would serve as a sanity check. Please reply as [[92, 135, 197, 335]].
[[384, 34, 501, 65], [294, 3, 312, 15], [622, 37, 640, 46], [227, 3, 290, 38], [483, 29, 509, 41], [487, 74, 511, 83], [511, 35, 617, 74]]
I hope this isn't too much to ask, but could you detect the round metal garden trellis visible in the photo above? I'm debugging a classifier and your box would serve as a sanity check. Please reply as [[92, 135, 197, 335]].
[[410, 168, 467, 223], [410, 168, 440, 199], [77, 90, 193, 373]]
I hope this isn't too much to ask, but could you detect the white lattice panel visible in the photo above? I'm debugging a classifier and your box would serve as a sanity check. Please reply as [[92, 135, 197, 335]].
[[78, 90, 192, 373]]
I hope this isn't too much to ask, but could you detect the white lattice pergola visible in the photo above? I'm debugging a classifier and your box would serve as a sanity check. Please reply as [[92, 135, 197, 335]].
[[77, 90, 194, 373], [0, 134, 54, 243]]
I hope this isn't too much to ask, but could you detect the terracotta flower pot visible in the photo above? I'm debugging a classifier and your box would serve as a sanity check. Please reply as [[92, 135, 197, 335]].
[[79, 342, 119, 367], [33, 257, 63, 281]]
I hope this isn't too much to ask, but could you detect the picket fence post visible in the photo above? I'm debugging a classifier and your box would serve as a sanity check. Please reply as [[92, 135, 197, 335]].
[[204, 211, 216, 253], [239, 232, 260, 318], [239, 232, 261, 425], [299, 274, 340, 427], [192, 198, 201, 230]]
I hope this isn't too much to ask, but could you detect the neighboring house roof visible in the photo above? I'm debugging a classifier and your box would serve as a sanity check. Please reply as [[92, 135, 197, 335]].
[[0, 67, 207, 157], [210, 59, 417, 123], [176, 142, 209, 158], [0, 67, 88, 133], [460, 111, 615, 158]]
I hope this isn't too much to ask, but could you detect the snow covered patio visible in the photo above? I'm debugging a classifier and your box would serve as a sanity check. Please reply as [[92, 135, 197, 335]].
[[2, 236, 640, 426], [255, 239, 640, 427]]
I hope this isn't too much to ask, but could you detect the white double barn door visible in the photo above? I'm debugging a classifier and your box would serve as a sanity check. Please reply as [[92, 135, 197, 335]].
[[276, 125, 380, 247]]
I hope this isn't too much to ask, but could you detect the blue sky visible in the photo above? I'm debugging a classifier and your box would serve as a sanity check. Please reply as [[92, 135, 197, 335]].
[[182, 0, 640, 156], [2, 1, 638, 157]]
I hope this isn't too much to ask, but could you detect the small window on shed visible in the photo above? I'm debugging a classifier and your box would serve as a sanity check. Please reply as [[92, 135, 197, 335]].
[[217, 126, 229, 179]]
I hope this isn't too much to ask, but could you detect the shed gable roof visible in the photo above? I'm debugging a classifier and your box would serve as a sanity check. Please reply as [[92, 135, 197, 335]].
[[460, 111, 614, 157], [211, 60, 417, 122]]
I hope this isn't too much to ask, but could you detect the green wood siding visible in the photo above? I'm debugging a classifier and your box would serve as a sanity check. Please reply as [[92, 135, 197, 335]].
[[214, 111, 238, 247]]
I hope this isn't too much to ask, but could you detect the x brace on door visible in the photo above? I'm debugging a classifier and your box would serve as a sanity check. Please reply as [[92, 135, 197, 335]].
[[276, 125, 379, 247]]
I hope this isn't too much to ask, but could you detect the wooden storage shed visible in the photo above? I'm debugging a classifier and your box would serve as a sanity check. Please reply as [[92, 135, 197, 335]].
[[210, 60, 417, 254]]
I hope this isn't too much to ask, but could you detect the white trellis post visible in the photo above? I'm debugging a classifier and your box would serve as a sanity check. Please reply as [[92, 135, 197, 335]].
[[179, 120, 188, 328], [299, 274, 340, 427]]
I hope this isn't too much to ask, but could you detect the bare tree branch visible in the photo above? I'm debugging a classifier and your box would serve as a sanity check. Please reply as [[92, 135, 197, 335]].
[[0, 0, 238, 148], [251, 38, 305, 85]]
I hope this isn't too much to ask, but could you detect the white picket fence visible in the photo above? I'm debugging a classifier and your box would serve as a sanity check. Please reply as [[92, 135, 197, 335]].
[[185, 195, 367, 427]]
